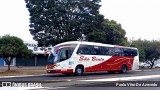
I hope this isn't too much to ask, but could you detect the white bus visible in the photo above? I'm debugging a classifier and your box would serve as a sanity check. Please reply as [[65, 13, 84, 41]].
[[46, 41, 139, 75]]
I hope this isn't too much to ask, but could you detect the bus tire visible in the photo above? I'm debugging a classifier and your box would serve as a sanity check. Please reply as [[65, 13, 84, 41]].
[[108, 71, 115, 74], [120, 65, 127, 74], [75, 66, 84, 76], [64, 73, 72, 76]]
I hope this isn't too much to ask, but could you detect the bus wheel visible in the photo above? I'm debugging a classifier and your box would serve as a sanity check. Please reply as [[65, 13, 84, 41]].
[[108, 71, 115, 74], [75, 66, 83, 76], [120, 65, 127, 73], [64, 73, 72, 76]]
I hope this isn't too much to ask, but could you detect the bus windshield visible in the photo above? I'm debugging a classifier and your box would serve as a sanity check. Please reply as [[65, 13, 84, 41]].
[[48, 44, 77, 64]]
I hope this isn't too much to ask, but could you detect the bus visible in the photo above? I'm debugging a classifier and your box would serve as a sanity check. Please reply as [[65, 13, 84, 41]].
[[46, 41, 139, 75]]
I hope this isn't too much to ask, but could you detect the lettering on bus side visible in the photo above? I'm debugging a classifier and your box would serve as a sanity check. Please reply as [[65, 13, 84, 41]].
[[79, 56, 90, 61], [92, 56, 104, 61], [79, 56, 104, 61]]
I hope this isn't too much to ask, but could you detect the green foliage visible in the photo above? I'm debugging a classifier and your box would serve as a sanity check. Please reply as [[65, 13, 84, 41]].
[[87, 19, 128, 45], [25, 0, 128, 46], [132, 39, 160, 68], [131, 39, 145, 62], [102, 19, 128, 46], [88, 31, 106, 43], [0, 35, 32, 70], [144, 40, 160, 68], [25, 0, 104, 46]]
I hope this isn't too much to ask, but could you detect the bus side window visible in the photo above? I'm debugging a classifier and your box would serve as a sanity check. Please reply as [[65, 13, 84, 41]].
[[108, 47, 114, 56], [90, 46, 96, 55], [123, 48, 129, 56], [59, 48, 72, 61], [67, 48, 74, 58], [123, 49, 138, 56], [130, 49, 137, 56], [100, 47, 107, 55], [59, 49, 67, 61], [134, 50, 138, 56], [77, 45, 84, 54], [77, 45, 91, 55], [92, 46, 103, 55], [114, 48, 122, 56], [97, 46, 113, 56]]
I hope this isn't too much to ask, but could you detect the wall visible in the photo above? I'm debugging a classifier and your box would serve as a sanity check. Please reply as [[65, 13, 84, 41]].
[[0, 58, 4, 66], [16, 54, 48, 66]]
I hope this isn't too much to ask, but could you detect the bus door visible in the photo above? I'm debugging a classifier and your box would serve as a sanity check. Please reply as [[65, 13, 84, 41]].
[[89, 45, 105, 71], [78, 45, 106, 72], [76, 44, 93, 72]]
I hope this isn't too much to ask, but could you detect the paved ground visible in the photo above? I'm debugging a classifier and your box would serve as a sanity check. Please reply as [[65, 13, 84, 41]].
[[0, 70, 160, 90], [0, 70, 160, 81], [1, 72, 160, 90]]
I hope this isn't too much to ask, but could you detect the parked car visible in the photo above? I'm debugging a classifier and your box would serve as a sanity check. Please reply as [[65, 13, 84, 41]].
[[139, 62, 150, 68], [154, 64, 160, 68]]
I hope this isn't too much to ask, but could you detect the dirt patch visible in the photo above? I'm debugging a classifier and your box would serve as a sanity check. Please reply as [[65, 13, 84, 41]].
[[0, 70, 47, 76]]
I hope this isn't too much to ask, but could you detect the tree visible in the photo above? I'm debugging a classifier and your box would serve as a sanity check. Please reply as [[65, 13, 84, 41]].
[[0, 35, 32, 70], [102, 19, 128, 46], [131, 39, 145, 62], [87, 31, 106, 43], [25, 0, 104, 46], [144, 40, 160, 68], [132, 39, 160, 68]]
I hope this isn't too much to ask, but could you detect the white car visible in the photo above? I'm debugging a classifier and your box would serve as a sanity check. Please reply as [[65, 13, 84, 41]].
[[154, 64, 160, 68], [139, 62, 150, 68]]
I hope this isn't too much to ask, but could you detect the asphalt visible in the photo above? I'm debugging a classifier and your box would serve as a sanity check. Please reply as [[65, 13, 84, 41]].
[[0, 70, 160, 90], [1, 70, 160, 81]]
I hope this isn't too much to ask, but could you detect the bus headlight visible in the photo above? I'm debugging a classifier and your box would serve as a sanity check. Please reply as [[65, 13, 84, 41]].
[[47, 64, 57, 69]]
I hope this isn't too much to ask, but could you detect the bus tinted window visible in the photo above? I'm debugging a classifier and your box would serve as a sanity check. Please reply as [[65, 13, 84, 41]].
[[123, 48, 130, 56], [77, 44, 114, 56], [101, 46, 114, 56], [123, 48, 137, 56], [92, 46, 102, 55], [77, 45, 92, 55], [114, 48, 122, 56], [77, 45, 138, 56], [130, 49, 138, 56]]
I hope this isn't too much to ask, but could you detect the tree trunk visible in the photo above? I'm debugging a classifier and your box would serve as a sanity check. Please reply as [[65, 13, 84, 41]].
[[4, 57, 11, 71], [7, 60, 11, 71], [8, 64, 10, 71]]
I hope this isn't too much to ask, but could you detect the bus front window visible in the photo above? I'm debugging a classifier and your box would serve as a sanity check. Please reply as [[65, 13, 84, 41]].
[[48, 44, 77, 64], [48, 53, 54, 64], [58, 48, 70, 61], [47, 47, 58, 64]]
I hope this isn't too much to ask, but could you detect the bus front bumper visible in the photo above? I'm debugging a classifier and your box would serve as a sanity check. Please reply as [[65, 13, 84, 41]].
[[47, 69, 73, 74]]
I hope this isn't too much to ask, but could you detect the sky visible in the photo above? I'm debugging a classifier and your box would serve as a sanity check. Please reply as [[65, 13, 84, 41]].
[[0, 0, 160, 41]]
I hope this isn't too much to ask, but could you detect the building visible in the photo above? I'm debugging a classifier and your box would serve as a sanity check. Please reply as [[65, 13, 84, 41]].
[[0, 58, 16, 66], [0, 41, 51, 66]]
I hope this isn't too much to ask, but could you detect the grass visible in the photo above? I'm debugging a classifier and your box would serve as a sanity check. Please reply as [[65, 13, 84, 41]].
[[0, 70, 47, 76]]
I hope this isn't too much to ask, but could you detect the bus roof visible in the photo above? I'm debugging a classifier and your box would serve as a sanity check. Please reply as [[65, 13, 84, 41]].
[[54, 41, 137, 50], [54, 41, 113, 47]]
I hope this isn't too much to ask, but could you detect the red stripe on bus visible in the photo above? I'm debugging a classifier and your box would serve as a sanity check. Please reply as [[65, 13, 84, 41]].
[[85, 56, 134, 72]]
